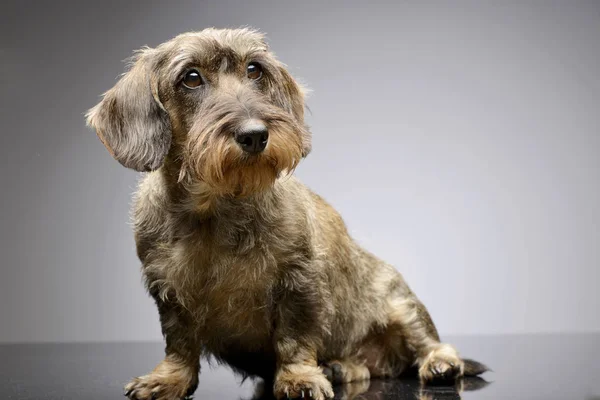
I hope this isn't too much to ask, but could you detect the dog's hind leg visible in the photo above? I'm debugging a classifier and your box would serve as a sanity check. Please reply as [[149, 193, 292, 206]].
[[383, 295, 488, 383]]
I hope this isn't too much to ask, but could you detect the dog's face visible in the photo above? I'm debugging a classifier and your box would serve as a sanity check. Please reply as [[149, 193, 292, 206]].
[[87, 28, 311, 196]]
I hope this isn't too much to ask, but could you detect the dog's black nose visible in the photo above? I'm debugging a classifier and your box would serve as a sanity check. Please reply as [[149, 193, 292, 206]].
[[235, 125, 269, 154]]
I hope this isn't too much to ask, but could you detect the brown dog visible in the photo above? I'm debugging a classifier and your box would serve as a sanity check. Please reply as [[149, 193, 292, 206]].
[[86, 28, 487, 400]]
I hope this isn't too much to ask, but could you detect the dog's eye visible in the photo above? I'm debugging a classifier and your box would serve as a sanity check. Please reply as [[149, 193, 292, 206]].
[[182, 70, 203, 88], [247, 63, 263, 80]]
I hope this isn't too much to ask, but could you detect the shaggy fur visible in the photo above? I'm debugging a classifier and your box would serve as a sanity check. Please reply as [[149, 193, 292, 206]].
[[86, 28, 487, 400]]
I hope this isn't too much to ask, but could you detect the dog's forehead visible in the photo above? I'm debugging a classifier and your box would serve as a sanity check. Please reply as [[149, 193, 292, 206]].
[[160, 28, 269, 75], [176, 29, 266, 52]]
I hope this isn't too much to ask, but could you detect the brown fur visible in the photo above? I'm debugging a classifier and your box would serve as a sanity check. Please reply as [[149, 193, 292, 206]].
[[86, 28, 487, 400]]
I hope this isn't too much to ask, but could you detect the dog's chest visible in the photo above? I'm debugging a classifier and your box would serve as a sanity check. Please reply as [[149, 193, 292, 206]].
[[202, 265, 273, 327], [166, 203, 302, 351], [184, 235, 279, 348]]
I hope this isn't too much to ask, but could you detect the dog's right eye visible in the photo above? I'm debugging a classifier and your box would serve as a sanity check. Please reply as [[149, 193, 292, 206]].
[[182, 70, 203, 89]]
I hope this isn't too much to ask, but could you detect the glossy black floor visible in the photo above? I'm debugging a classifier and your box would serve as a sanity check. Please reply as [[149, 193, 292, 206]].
[[1, 334, 599, 400]]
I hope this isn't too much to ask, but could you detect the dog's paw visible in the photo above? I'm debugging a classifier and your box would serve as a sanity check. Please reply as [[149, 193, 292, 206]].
[[418, 343, 464, 383], [124, 374, 197, 400], [320, 360, 370, 385], [124, 360, 198, 400], [274, 364, 334, 400]]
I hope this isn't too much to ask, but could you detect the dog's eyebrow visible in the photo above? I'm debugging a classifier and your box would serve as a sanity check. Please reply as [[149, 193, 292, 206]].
[[166, 51, 199, 83], [219, 57, 228, 73]]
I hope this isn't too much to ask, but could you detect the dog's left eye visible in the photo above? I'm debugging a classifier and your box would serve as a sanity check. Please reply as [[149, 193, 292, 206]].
[[247, 63, 263, 80], [182, 70, 203, 89]]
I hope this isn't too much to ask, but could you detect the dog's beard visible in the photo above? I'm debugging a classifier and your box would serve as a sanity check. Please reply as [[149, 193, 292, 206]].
[[183, 118, 304, 198]]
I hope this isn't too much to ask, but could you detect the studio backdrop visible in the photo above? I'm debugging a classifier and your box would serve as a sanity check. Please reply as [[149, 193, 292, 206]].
[[0, 0, 599, 343]]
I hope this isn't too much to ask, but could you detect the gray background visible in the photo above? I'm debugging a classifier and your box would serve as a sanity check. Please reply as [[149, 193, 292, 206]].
[[1, 0, 599, 343]]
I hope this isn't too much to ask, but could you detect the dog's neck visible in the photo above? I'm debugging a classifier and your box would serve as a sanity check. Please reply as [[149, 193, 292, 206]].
[[158, 159, 279, 221]]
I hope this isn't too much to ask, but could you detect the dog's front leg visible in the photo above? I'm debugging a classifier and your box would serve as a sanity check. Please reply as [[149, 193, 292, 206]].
[[125, 300, 201, 400], [272, 268, 334, 400]]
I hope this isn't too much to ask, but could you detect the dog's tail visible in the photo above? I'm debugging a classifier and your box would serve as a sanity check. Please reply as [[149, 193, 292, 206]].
[[463, 358, 490, 376]]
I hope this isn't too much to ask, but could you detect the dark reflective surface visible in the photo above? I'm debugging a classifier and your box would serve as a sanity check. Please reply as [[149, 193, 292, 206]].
[[1, 334, 599, 399], [247, 377, 490, 400]]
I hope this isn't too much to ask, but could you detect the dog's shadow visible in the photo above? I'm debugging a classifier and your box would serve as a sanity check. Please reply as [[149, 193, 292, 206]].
[[242, 377, 491, 400]]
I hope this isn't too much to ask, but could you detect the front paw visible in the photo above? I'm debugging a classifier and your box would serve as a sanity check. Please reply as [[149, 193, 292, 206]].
[[418, 343, 464, 383], [274, 364, 334, 400], [124, 359, 198, 400]]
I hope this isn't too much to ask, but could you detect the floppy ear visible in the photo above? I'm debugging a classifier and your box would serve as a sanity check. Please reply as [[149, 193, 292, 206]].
[[276, 66, 312, 157], [86, 51, 171, 172]]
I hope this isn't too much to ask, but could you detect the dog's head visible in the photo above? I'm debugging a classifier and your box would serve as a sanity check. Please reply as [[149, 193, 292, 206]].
[[86, 28, 310, 197]]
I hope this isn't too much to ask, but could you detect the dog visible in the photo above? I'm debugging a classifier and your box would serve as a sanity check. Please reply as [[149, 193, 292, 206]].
[[86, 28, 487, 400]]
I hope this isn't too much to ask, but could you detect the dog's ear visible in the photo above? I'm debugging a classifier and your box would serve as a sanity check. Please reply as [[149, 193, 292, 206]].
[[86, 51, 171, 172], [275, 65, 312, 157]]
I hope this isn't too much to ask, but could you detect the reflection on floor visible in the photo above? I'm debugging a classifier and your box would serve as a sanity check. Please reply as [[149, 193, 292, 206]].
[[244, 377, 490, 400]]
